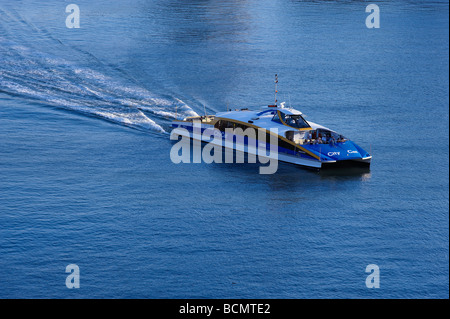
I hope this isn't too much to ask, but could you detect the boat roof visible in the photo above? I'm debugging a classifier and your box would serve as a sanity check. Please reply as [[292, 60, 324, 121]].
[[275, 107, 302, 115], [214, 106, 332, 133], [216, 105, 300, 118], [257, 106, 303, 115]]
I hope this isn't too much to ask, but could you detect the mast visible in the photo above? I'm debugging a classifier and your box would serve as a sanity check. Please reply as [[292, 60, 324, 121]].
[[274, 74, 278, 106]]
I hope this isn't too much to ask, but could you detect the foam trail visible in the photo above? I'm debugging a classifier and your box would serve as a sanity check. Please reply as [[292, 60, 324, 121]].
[[0, 77, 166, 133], [0, 6, 200, 132], [0, 38, 198, 133]]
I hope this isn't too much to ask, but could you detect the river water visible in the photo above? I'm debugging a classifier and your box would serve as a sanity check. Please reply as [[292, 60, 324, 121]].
[[0, 0, 448, 298]]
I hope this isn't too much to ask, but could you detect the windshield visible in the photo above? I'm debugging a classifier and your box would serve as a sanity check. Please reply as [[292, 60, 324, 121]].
[[281, 113, 310, 129]]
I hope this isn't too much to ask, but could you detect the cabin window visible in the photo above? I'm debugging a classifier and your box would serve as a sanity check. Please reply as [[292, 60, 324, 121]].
[[303, 129, 348, 145], [272, 112, 282, 123], [215, 120, 244, 131], [272, 111, 310, 129], [285, 131, 308, 144], [214, 120, 224, 131], [283, 114, 310, 129]]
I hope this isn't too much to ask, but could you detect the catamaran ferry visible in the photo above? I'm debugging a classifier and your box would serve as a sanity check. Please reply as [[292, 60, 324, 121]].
[[170, 77, 371, 169], [170, 102, 371, 169]]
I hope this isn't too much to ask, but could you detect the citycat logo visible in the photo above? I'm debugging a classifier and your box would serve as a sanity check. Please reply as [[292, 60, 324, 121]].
[[348, 150, 359, 154], [327, 151, 340, 156]]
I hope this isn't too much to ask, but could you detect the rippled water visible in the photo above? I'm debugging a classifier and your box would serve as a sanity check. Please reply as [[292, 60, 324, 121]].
[[0, 0, 448, 298]]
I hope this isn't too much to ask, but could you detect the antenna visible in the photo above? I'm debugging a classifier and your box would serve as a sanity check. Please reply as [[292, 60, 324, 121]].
[[274, 74, 278, 106], [203, 104, 207, 117]]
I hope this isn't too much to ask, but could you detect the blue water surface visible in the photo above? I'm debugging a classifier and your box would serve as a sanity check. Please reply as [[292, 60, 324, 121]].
[[0, 0, 448, 298]]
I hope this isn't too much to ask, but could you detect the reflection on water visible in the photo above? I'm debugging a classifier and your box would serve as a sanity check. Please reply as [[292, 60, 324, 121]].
[[318, 166, 372, 181]]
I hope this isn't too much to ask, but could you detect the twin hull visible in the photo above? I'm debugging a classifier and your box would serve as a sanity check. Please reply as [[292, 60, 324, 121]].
[[171, 121, 371, 169]]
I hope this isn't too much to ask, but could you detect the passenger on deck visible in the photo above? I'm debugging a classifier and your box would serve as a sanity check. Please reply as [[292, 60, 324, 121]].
[[315, 133, 321, 144], [304, 131, 312, 144], [329, 135, 336, 146], [317, 133, 324, 144]]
